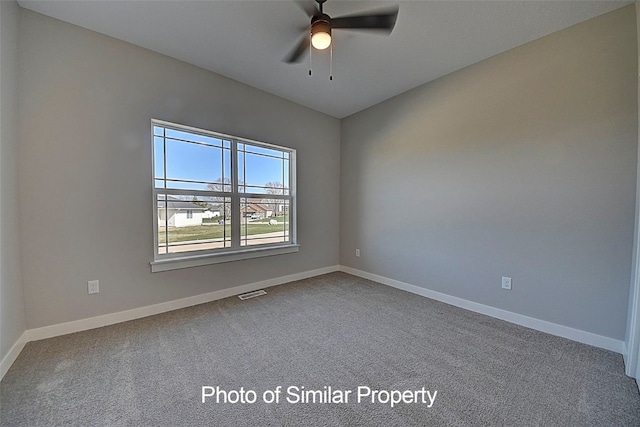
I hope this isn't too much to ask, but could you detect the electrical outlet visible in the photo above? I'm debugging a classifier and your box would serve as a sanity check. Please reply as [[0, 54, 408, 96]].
[[88, 280, 100, 294], [355, 249, 360, 257], [501, 276, 512, 290]]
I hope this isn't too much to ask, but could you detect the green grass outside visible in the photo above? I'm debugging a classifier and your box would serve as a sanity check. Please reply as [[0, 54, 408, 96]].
[[158, 221, 288, 244]]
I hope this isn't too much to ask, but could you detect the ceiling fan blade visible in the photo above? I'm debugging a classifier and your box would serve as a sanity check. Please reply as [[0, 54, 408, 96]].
[[331, 6, 399, 32], [294, 0, 317, 18], [283, 34, 310, 63]]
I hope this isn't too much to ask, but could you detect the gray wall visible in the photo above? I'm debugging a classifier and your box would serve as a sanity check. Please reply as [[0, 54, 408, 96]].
[[624, 1, 640, 378], [18, 10, 340, 329], [340, 5, 637, 340], [0, 0, 26, 361]]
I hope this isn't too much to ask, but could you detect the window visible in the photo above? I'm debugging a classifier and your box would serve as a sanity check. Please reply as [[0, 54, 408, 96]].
[[151, 120, 297, 272]]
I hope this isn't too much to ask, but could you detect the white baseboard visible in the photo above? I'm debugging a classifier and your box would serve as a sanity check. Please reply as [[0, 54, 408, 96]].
[[0, 331, 27, 380], [4, 264, 624, 382], [27, 265, 339, 342], [0, 265, 337, 380], [340, 266, 624, 354]]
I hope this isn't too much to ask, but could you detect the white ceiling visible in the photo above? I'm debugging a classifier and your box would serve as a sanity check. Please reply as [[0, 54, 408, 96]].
[[18, 0, 631, 119]]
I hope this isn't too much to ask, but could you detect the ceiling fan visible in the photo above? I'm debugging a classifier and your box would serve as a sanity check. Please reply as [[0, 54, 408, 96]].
[[284, 0, 399, 64]]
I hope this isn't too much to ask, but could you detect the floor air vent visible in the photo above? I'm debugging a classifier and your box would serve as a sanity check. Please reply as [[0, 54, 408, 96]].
[[238, 290, 267, 300]]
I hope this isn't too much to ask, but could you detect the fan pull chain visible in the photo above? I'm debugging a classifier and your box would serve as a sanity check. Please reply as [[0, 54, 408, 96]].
[[308, 38, 313, 76], [329, 44, 333, 81]]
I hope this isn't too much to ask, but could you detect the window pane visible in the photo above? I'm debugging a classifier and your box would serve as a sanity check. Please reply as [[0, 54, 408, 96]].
[[154, 137, 164, 179], [245, 153, 282, 185], [165, 181, 209, 191], [223, 148, 231, 191], [165, 138, 222, 183], [240, 197, 290, 247], [238, 151, 245, 193], [242, 144, 284, 158], [165, 128, 223, 147], [157, 194, 231, 254], [283, 159, 289, 192], [241, 143, 289, 194]]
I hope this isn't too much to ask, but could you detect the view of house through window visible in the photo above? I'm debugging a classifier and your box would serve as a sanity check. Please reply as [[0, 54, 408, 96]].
[[153, 120, 295, 259]]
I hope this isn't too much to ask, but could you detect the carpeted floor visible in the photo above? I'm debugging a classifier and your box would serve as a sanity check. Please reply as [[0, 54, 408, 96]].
[[1, 272, 639, 426]]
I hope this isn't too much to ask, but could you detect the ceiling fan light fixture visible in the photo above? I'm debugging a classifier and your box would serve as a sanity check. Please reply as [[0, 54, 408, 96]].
[[283, 0, 399, 64], [311, 19, 331, 50]]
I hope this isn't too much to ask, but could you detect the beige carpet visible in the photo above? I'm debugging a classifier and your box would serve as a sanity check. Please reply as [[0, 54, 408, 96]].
[[1, 272, 639, 426]]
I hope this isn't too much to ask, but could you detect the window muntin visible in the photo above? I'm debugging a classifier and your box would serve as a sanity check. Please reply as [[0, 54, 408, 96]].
[[153, 125, 232, 191], [156, 195, 232, 254], [239, 198, 290, 247], [238, 143, 290, 195], [152, 120, 295, 262]]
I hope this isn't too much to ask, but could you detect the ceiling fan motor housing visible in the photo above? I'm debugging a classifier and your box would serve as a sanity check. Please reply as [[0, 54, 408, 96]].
[[311, 14, 331, 37]]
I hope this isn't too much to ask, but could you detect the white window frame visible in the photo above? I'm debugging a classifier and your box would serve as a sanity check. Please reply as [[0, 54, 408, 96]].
[[150, 119, 298, 272]]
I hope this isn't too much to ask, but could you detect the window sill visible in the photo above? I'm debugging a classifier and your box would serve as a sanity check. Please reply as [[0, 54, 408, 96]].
[[150, 244, 300, 272]]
